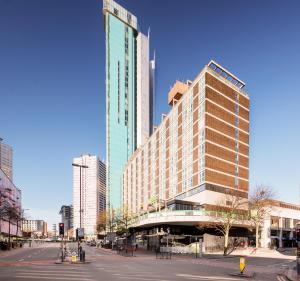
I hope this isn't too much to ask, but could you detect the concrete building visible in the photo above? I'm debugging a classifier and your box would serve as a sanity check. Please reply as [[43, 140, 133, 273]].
[[22, 220, 47, 238], [99, 160, 106, 213], [123, 60, 249, 227], [59, 205, 73, 235], [0, 168, 22, 240], [261, 200, 300, 248], [73, 155, 106, 239], [103, 0, 154, 211], [0, 138, 13, 181]]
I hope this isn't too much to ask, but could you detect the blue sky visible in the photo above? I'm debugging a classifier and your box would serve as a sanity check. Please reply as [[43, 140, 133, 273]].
[[0, 0, 299, 227]]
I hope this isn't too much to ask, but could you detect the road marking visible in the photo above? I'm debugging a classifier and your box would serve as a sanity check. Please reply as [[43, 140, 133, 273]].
[[176, 274, 242, 280], [15, 276, 93, 281], [118, 277, 170, 281], [15, 272, 90, 278], [277, 276, 287, 281], [15, 271, 89, 275], [18, 259, 24, 261]]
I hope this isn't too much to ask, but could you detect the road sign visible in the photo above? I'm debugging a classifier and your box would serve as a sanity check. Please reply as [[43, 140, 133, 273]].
[[77, 228, 84, 239]]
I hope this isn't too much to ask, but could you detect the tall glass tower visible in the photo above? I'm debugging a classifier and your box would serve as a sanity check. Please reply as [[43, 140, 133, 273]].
[[103, 0, 153, 211]]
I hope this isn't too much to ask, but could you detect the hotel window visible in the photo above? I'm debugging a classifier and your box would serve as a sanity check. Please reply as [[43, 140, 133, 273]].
[[117, 61, 120, 123], [127, 13, 132, 23], [234, 177, 239, 188], [283, 218, 291, 229], [113, 8, 118, 15]]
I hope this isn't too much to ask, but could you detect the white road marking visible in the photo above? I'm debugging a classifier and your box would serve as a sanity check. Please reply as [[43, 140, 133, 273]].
[[15, 272, 90, 278], [15, 271, 89, 275], [15, 276, 93, 281], [118, 277, 170, 281], [176, 274, 242, 280], [18, 259, 24, 261], [277, 276, 287, 281]]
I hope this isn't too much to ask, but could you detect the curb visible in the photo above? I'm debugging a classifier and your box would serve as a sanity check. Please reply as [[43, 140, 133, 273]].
[[229, 272, 255, 279], [283, 268, 300, 281]]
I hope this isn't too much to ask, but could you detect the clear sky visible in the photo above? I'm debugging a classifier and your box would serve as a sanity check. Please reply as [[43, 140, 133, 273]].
[[0, 0, 299, 227]]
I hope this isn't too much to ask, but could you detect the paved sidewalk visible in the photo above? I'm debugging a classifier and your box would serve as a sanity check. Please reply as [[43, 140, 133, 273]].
[[0, 247, 25, 257], [285, 265, 300, 281]]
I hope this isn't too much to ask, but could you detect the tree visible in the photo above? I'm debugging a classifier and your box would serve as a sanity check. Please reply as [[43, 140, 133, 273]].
[[96, 211, 107, 234], [147, 195, 167, 213], [203, 193, 248, 256], [249, 185, 275, 248], [2, 205, 21, 249], [114, 207, 133, 236]]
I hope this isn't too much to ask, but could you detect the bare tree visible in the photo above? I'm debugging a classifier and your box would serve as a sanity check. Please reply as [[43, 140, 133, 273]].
[[203, 193, 248, 256], [115, 206, 134, 236], [2, 205, 20, 249], [249, 185, 275, 248], [96, 210, 107, 234]]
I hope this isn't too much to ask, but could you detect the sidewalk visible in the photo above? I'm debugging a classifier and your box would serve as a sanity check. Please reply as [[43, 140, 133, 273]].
[[0, 246, 26, 257], [285, 267, 300, 281]]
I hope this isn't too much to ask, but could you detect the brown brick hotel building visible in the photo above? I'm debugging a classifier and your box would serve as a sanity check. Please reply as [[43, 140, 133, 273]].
[[123, 60, 249, 218]]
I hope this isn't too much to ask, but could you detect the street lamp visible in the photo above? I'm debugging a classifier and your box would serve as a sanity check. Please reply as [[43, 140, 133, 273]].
[[72, 163, 88, 231]]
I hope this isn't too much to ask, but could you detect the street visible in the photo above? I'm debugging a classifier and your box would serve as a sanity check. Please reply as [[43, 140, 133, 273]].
[[0, 243, 293, 281]]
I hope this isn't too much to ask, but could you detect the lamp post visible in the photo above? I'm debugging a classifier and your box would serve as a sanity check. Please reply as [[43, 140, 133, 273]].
[[72, 163, 88, 230], [72, 162, 88, 255]]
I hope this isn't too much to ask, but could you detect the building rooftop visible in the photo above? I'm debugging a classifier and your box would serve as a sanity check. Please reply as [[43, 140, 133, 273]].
[[103, 0, 138, 30], [168, 81, 189, 106]]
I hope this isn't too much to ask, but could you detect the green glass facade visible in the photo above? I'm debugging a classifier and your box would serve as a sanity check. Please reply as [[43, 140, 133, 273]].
[[105, 11, 137, 210]]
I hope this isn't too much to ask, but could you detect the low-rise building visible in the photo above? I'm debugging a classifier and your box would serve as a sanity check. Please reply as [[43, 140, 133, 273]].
[[22, 220, 47, 238], [261, 200, 300, 248]]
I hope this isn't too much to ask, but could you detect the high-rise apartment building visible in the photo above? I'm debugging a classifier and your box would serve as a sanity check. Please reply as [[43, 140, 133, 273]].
[[59, 205, 73, 234], [99, 160, 106, 213], [123, 61, 249, 215], [103, 0, 154, 211], [72, 155, 106, 238], [0, 138, 13, 181]]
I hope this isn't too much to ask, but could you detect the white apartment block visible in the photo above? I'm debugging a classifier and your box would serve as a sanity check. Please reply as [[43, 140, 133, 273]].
[[137, 32, 150, 147], [73, 155, 106, 239]]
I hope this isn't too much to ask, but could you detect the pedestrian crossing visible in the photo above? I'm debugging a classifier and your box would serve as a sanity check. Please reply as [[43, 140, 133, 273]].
[[12, 265, 94, 281]]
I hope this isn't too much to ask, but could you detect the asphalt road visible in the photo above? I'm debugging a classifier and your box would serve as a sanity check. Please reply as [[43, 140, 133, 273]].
[[0, 243, 292, 281]]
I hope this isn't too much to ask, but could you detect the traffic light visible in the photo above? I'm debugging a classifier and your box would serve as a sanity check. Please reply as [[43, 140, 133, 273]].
[[59, 223, 64, 236]]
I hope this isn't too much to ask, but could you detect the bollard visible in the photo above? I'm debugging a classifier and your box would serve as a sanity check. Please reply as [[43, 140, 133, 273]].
[[61, 250, 64, 262], [297, 257, 300, 276], [239, 257, 246, 274], [199, 239, 203, 258]]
